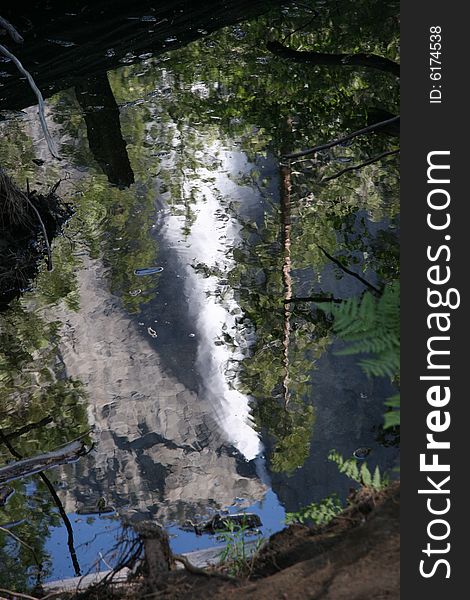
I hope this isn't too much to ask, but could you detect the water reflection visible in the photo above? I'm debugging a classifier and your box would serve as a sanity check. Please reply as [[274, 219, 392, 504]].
[[75, 73, 135, 188], [1, 8, 399, 586], [53, 255, 266, 521], [158, 143, 262, 460]]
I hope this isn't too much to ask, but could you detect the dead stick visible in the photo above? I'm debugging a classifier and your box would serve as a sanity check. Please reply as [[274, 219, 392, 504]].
[[0, 440, 85, 484], [174, 555, 235, 580], [18, 188, 53, 271], [0, 526, 42, 570], [321, 149, 399, 182], [285, 116, 399, 160], [0, 44, 59, 159], [0, 16, 24, 43], [0, 590, 39, 600], [0, 431, 82, 576]]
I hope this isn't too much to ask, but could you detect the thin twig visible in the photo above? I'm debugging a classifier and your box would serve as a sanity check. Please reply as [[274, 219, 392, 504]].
[[18, 188, 53, 271], [0, 431, 82, 576], [317, 245, 381, 295], [280, 14, 318, 44], [285, 116, 400, 160], [0, 589, 39, 600], [285, 296, 343, 304], [0, 44, 59, 159], [321, 149, 399, 182], [174, 554, 235, 580], [0, 16, 24, 43], [0, 526, 42, 569], [38, 472, 82, 576]]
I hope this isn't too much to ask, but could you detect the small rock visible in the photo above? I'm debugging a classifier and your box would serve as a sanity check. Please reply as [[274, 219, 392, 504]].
[[353, 447, 371, 460]]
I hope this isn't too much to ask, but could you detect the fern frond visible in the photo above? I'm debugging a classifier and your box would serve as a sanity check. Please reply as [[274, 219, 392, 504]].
[[328, 450, 389, 490]]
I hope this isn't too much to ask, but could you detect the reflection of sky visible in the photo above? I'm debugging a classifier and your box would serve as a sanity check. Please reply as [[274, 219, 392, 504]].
[[168, 489, 285, 555], [45, 513, 122, 582], [40, 130, 275, 584], [4, 41, 398, 587], [43, 490, 285, 582]]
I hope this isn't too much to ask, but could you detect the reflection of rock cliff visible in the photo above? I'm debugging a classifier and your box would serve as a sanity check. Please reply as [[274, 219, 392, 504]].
[[54, 258, 266, 521]]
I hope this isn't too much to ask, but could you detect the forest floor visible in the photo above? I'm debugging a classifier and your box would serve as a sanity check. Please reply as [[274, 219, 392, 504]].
[[69, 482, 399, 600]]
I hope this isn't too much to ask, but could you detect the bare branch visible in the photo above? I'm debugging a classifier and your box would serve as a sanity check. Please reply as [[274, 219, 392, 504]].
[[0, 16, 24, 44], [285, 116, 400, 160], [0, 589, 40, 600], [0, 526, 42, 571], [0, 439, 86, 485], [0, 431, 83, 576], [317, 245, 381, 295], [0, 44, 59, 159], [321, 149, 400, 182]]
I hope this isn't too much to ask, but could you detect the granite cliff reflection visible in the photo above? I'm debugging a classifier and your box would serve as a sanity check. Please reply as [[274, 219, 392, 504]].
[[51, 140, 268, 521], [54, 255, 266, 522]]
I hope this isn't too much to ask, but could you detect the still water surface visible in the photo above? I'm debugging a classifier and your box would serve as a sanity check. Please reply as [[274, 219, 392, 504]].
[[0, 14, 399, 585]]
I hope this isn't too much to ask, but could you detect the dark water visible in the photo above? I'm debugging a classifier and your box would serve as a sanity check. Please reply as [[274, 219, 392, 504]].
[[0, 5, 399, 587]]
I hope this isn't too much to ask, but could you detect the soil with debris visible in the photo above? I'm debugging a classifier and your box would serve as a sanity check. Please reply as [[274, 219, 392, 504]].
[[67, 482, 399, 600], [0, 171, 71, 310]]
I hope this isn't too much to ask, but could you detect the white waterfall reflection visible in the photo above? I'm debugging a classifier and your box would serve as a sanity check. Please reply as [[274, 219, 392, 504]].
[[160, 143, 262, 460]]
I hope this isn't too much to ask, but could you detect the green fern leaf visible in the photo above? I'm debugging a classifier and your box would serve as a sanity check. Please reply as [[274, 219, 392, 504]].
[[360, 463, 372, 486]]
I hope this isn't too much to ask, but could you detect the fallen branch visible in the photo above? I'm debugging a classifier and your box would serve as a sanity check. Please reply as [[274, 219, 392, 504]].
[[321, 149, 399, 182], [0, 44, 59, 159], [174, 554, 211, 575], [267, 40, 400, 76], [0, 439, 86, 485], [284, 115, 400, 160], [0, 589, 40, 600], [0, 15, 24, 44], [174, 554, 235, 580]]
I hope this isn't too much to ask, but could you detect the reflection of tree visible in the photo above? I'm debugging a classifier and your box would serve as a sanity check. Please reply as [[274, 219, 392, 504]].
[[266, 40, 399, 76], [225, 199, 330, 474], [281, 161, 292, 408], [0, 5, 402, 576], [0, 300, 89, 586], [75, 73, 134, 188]]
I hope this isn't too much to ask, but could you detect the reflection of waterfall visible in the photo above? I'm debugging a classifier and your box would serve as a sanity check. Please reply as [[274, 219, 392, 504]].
[[160, 146, 261, 461]]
